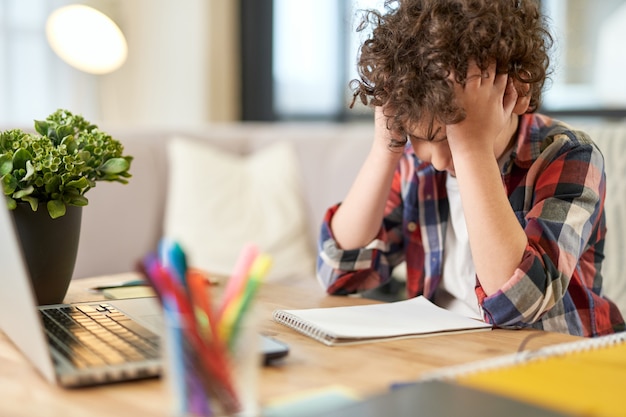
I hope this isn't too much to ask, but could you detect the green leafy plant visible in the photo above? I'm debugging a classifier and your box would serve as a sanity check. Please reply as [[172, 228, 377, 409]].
[[0, 109, 132, 219]]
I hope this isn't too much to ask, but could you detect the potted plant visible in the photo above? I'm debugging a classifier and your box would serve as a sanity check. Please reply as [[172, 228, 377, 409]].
[[1, 109, 132, 304]]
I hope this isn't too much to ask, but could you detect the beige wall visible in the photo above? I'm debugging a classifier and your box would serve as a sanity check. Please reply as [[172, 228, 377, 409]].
[[95, 0, 240, 126]]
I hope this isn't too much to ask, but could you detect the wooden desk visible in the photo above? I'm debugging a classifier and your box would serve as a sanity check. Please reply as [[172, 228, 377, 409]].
[[0, 273, 582, 417]]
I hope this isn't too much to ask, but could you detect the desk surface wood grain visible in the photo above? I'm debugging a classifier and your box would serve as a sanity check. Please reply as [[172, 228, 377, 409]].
[[0, 273, 581, 416]]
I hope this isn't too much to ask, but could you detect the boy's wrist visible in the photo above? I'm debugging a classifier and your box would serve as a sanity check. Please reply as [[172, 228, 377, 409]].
[[370, 138, 405, 164]]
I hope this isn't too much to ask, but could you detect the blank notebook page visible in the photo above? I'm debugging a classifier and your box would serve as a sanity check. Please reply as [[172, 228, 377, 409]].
[[273, 295, 491, 345]]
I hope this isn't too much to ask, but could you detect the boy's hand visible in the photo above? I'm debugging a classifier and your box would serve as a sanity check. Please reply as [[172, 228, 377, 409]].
[[373, 106, 407, 159], [446, 62, 518, 157], [443, 62, 528, 296]]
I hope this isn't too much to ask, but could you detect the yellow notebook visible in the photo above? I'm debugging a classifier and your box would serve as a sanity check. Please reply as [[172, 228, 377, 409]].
[[422, 331, 626, 417]]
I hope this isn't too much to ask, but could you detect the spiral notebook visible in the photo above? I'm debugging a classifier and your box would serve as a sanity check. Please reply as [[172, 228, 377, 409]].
[[421, 331, 626, 417], [272, 296, 492, 346]]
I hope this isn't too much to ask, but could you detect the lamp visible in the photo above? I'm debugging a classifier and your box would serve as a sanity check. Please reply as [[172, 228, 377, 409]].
[[45, 4, 127, 75]]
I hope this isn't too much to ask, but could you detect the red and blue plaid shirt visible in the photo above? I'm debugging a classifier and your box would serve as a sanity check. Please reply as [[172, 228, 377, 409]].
[[317, 113, 625, 337]]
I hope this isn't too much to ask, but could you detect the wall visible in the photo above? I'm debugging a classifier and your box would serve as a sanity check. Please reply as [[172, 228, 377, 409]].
[[96, 0, 239, 126]]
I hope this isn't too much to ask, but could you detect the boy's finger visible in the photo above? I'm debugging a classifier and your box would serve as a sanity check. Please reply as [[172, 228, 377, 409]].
[[477, 62, 497, 85], [502, 78, 518, 114], [464, 60, 484, 87], [494, 71, 509, 90]]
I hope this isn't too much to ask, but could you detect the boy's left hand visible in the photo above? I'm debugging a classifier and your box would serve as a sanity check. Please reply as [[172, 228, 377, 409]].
[[446, 61, 518, 157], [444, 62, 529, 296]]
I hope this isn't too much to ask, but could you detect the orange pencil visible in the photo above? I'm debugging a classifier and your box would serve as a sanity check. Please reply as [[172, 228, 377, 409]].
[[187, 269, 218, 342]]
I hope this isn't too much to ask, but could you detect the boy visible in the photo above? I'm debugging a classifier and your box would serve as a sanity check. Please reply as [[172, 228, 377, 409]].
[[317, 0, 624, 337]]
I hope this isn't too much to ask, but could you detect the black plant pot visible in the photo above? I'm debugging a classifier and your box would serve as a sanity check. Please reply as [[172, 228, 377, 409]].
[[11, 203, 82, 305]]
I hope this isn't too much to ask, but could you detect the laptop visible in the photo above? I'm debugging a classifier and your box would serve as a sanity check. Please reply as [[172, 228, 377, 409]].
[[315, 380, 571, 417], [0, 201, 288, 388]]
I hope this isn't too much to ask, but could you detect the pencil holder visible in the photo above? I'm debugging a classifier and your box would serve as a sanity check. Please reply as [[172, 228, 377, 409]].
[[163, 304, 261, 417], [142, 240, 270, 417], [224, 308, 262, 417]]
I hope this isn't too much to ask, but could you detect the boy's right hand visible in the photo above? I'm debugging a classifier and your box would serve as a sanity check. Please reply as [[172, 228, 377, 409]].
[[373, 106, 407, 159]]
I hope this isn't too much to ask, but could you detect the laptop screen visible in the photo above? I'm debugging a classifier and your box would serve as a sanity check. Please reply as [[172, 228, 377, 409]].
[[0, 202, 57, 383]]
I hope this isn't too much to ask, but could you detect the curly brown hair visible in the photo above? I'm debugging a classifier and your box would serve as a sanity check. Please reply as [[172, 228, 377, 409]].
[[351, 0, 553, 143]]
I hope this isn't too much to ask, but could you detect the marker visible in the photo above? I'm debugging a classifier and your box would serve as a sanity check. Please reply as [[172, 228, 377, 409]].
[[88, 279, 146, 292]]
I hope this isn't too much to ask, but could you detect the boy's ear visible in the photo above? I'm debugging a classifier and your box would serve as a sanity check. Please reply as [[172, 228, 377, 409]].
[[512, 82, 531, 115]]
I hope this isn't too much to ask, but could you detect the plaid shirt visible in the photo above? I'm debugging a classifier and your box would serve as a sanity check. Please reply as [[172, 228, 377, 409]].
[[317, 113, 625, 337]]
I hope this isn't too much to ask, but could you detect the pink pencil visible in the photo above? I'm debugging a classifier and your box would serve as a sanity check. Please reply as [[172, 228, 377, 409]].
[[218, 243, 259, 318]]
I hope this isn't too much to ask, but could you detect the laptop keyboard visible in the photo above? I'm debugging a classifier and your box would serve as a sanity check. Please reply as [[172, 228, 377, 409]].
[[39, 303, 160, 369]]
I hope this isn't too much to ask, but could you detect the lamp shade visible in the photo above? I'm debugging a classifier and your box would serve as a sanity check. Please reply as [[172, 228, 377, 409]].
[[46, 5, 128, 75]]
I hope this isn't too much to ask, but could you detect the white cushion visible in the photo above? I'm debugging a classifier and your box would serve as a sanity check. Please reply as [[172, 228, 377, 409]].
[[163, 137, 315, 281]]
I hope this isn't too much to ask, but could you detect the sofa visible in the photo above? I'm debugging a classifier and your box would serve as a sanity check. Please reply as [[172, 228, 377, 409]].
[[72, 122, 374, 283], [71, 120, 626, 317]]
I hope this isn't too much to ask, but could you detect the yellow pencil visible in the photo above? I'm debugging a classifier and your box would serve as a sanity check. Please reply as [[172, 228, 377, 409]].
[[218, 254, 272, 345]]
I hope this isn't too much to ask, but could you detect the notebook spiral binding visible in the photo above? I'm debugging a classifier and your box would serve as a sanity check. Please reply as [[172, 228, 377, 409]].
[[272, 311, 336, 346]]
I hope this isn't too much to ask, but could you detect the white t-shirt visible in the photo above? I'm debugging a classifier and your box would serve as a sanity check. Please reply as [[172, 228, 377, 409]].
[[433, 174, 482, 319]]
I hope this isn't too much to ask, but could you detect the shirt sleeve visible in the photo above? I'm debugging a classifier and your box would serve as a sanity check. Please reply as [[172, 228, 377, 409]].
[[479, 133, 606, 328], [316, 162, 409, 295]]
